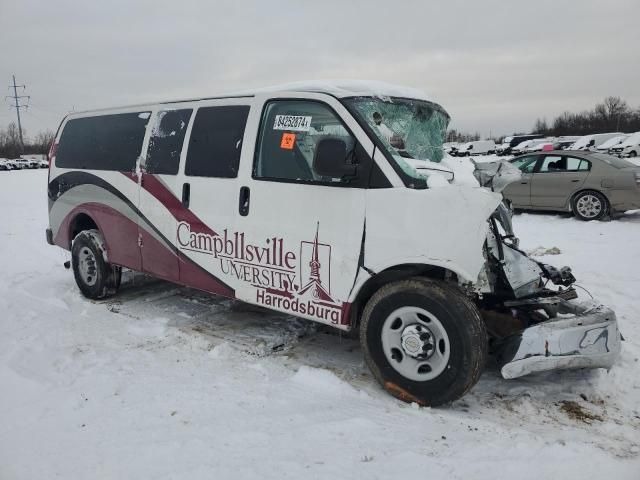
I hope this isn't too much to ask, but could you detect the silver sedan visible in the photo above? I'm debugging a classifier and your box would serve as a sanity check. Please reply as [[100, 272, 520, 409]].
[[502, 151, 640, 220]]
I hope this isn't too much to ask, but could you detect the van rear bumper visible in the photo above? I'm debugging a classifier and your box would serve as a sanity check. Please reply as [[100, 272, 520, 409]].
[[46, 228, 54, 245], [496, 301, 621, 379]]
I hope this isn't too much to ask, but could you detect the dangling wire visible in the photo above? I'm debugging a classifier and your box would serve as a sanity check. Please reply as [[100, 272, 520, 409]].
[[573, 283, 594, 299]]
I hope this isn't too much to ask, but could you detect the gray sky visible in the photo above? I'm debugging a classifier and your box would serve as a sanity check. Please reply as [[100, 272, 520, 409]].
[[1, 0, 639, 139]]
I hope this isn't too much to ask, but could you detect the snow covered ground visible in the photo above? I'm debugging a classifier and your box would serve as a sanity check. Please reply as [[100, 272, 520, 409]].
[[1, 168, 639, 479]]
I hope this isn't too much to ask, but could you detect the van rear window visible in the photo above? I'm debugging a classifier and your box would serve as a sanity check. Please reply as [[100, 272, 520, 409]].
[[56, 112, 150, 171]]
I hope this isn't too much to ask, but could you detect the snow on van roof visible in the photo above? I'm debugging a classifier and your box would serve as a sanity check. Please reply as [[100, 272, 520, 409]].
[[65, 80, 435, 118], [247, 80, 432, 101]]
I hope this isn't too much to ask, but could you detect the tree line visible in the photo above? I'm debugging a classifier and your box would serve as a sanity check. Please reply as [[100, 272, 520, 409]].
[[532, 96, 640, 137], [0, 122, 55, 159], [447, 96, 640, 142]]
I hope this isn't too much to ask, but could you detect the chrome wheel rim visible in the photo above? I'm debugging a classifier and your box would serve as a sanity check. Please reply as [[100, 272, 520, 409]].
[[576, 194, 602, 219], [78, 247, 98, 286], [381, 306, 451, 382]]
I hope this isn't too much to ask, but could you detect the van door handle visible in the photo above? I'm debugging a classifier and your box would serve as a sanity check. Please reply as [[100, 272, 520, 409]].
[[239, 186, 250, 216], [571, 179, 580, 182], [182, 183, 190, 208]]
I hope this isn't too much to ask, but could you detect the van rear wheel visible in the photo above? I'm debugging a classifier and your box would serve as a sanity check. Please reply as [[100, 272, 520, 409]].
[[360, 278, 487, 406], [71, 230, 121, 299]]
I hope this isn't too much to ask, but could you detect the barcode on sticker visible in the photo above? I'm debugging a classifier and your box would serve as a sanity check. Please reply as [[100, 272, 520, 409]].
[[273, 115, 312, 132]]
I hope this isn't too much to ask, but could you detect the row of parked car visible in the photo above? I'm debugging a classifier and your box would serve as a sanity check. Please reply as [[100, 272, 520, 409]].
[[445, 131, 640, 158], [0, 157, 48, 170], [499, 132, 640, 157]]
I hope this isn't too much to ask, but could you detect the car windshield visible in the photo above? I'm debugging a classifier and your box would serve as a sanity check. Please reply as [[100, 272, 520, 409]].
[[344, 97, 450, 179]]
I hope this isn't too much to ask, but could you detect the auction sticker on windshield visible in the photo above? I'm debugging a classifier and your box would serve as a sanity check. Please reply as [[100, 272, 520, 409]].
[[273, 115, 312, 131]]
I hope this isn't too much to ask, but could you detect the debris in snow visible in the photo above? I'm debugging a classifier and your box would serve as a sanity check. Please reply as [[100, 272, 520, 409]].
[[528, 246, 562, 256], [558, 401, 603, 424]]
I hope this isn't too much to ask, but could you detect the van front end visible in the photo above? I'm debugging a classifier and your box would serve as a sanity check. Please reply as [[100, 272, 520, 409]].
[[480, 203, 621, 380]]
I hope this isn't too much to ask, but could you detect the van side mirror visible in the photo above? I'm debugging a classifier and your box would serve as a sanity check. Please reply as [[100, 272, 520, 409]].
[[313, 138, 357, 179]]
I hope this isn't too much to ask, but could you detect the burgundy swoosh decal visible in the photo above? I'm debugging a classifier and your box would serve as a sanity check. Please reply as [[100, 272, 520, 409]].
[[57, 201, 234, 298], [122, 172, 219, 237]]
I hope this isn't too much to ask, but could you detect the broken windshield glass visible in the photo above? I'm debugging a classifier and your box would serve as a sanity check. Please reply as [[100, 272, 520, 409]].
[[344, 97, 450, 180]]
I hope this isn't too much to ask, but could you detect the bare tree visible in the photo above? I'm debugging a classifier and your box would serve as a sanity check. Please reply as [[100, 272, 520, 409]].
[[32, 130, 55, 154]]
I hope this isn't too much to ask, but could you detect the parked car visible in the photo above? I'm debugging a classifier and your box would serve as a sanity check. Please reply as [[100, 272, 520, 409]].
[[610, 131, 640, 158], [37, 159, 49, 168], [596, 134, 629, 154], [503, 151, 640, 220], [45, 81, 620, 406], [13, 158, 38, 169], [570, 132, 624, 151], [0, 159, 11, 171], [453, 140, 496, 156], [496, 134, 545, 155], [512, 138, 549, 154], [3, 159, 19, 170]]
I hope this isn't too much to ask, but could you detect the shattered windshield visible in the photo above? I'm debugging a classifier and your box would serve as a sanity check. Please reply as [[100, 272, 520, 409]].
[[345, 97, 450, 179]]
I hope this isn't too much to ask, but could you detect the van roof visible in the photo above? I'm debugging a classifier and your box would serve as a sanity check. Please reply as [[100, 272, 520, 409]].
[[65, 80, 435, 117]]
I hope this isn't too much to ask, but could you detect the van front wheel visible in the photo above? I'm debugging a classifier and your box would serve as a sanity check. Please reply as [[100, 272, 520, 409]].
[[71, 230, 121, 299], [360, 278, 487, 406]]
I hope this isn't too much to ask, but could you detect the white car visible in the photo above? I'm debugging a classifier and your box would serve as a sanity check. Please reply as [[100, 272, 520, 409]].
[[610, 131, 640, 158], [14, 158, 38, 169], [596, 134, 629, 154], [453, 140, 496, 156], [0, 159, 12, 171], [570, 133, 624, 151]]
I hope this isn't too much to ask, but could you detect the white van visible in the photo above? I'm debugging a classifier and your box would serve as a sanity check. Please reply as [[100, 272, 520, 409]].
[[453, 140, 496, 156], [610, 131, 640, 158], [596, 134, 629, 153], [46, 81, 620, 406], [570, 132, 623, 151]]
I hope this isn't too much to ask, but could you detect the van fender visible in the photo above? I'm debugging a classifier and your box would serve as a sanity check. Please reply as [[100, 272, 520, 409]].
[[346, 259, 477, 329]]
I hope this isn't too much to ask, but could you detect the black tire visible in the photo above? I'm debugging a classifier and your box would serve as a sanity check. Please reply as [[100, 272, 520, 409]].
[[71, 230, 122, 299], [571, 190, 608, 221], [629, 151, 637, 157], [360, 278, 487, 407]]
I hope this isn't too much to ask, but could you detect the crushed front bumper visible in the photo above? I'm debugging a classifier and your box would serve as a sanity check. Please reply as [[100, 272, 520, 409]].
[[495, 300, 621, 379]]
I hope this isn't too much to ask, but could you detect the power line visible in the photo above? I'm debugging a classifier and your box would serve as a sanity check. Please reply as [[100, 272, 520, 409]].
[[5, 75, 30, 150]]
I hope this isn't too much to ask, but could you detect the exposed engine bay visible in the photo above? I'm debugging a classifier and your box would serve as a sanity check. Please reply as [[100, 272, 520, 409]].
[[472, 163, 621, 379]]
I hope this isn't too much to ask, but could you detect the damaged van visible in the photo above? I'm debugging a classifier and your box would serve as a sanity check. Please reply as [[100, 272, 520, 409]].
[[46, 81, 621, 406]]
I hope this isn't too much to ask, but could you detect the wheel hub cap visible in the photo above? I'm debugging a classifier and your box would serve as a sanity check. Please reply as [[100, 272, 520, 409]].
[[381, 306, 451, 382], [78, 247, 98, 286], [577, 194, 601, 218], [400, 324, 435, 359]]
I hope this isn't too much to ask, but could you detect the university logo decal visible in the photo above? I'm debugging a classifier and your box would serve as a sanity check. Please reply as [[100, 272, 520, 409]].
[[176, 221, 345, 324]]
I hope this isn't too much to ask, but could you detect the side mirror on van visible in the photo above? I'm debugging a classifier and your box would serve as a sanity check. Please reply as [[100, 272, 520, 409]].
[[313, 138, 357, 179]]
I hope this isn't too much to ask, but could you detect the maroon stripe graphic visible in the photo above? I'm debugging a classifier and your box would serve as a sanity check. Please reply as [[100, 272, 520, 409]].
[[55, 202, 142, 271], [57, 202, 234, 298], [122, 172, 218, 238]]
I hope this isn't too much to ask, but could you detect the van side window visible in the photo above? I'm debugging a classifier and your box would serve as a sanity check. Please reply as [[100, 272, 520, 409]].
[[146, 109, 193, 175], [185, 106, 250, 178], [254, 100, 356, 184], [56, 112, 150, 171]]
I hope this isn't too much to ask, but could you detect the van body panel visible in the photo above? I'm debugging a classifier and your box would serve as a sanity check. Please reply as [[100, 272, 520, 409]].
[[364, 186, 502, 284]]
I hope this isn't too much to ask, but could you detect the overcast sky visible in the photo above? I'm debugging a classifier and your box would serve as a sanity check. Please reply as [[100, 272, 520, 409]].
[[1, 0, 639, 139]]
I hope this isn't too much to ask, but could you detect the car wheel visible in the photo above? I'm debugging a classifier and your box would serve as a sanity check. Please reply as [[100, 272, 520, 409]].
[[360, 278, 487, 406], [572, 190, 608, 221], [629, 151, 637, 157], [71, 229, 122, 299]]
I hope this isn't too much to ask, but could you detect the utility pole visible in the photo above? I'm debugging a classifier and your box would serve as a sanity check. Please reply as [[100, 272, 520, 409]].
[[5, 75, 30, 151]]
